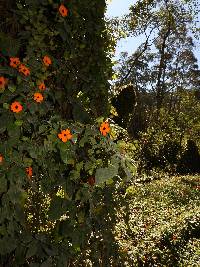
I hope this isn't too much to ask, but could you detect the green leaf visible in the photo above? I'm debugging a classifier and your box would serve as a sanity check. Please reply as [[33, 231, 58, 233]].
[[79, 135, 88, 148], [0, 33, 21, 56], [57, 141, 70, 151], [60, 149, 68, 164], [29, 148, 38, 159], [40, 259, 53, 267], [7, 186, 27, 205], [15, 245, 26, 265], [58, 220, 75, 237], [95, 117, 104, 123], [26, 241, 38, 258], [80, 44, 86, 49], [95, 164, 119, 185], [15, 120, 23, 126], [42, 245, 57, 257], [8, 85, 16, 93], [7, 123, 21, 139], [3, 103, 10, 110], [69, 169, 80, 181], [48, 197, 66, 221], [29, 264, 40, 267], [59, 31, 67, 42], [0, 175, 7, 194], [0, 113, 13, 133], [0, 236, 17, 255], [38, 124, 48, 134], [23, 157, 33, 166], [0, 87, 5, 93], [72, 102, 91, 123]]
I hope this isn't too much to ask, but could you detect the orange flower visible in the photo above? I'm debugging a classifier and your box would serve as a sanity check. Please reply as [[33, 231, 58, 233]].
[[10, 101, 23, 113], [18, 64, 30, 76], [38, 82, 46, 90], [33, 92, 44, 103], [0, 154, 3, 164], [18, 64, 25, 74], [100, 121, 110, 136], [26, 167, 32, 178], [172, 234, 178, 241], [0, 76, 6, 88], [58, 129, 73, 142], [43, 56, 52, 67], [87, 176, 95, 186], [10, 57, 20, 68], [59, 4, 69, 17]]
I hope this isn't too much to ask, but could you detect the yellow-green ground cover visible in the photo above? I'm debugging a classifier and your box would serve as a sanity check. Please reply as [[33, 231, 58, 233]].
[[115, 175, 200, 266]]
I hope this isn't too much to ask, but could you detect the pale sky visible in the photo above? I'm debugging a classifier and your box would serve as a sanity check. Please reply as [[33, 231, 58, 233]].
[[106, 0, 135, 16], [106, 0, 140, 59]]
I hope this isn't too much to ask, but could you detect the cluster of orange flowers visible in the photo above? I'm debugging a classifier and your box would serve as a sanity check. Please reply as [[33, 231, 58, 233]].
[[1, 122, 110, 181], [3, 33, 55, 178], [1, 6, 68, 178], [10, 57, 30, 76], [58, 122, 111, 143], [18, 64, 30, 76], [10, 57, 20, 68], [2, 4, 67, 111], [8, 55, 52, 113], [33, 55, 52, 103], [2, 5, 110, 182]]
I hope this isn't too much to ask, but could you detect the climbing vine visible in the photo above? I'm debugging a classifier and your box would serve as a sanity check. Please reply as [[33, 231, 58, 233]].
[[0, 1, 131, 266]]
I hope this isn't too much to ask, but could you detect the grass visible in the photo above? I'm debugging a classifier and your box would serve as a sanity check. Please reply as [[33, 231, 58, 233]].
[[115, 175, 200, 266]]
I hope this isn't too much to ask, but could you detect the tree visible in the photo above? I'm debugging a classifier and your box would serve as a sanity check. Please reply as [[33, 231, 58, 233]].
[[112, 0, 200, 136]]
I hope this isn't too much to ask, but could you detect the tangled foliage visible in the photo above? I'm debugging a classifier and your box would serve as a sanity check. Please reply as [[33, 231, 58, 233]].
[[0, 1, 132, 266], [116, 175, 200, 267], [137, 126, 182, 173], [134, 96, 200, 174]]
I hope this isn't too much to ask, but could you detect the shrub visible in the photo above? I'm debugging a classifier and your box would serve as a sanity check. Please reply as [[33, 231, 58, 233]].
[[136, 126, 182, 173], [177, 140, 200, 174], [135, 102, 200, 173]]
